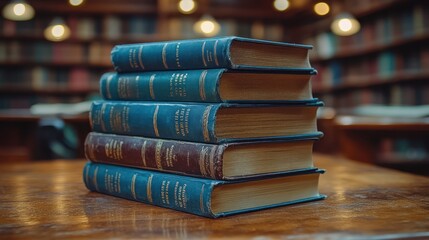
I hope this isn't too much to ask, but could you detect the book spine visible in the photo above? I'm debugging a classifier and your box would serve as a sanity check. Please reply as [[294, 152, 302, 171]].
[[83, 162, 217, 218], [90, 101, 219, 143], [100, 69, 224, 102], [111, 38, 232, 72], [85, 132, 226, 179]]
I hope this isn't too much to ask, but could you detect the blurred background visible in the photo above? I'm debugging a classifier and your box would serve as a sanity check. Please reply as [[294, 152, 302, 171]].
[[0, 0, 428, 175]]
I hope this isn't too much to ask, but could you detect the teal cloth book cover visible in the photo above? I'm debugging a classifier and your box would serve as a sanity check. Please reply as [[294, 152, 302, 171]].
[[83, 162, 325, 218], [111, 36, 314, 73], [99, 69, 317, 103], [89, 100, 323, 143]]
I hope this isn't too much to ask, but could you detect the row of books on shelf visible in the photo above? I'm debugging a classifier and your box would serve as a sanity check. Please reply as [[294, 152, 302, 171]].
[[166, 17, 284, 41], [312, 46, 429, 90], [319, 84, 429, 108], [0, 41, 112, 66], [344, 0, 397, 12], [307, 2, 429, 60], [81, 36, 325, 218], [0, 67, 102, 90], [1, 16, 285, 42], [377, 138, 429, 163], [1, 16, 157, 40]]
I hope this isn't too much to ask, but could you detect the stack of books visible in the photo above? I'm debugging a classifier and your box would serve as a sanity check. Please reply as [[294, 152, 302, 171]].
[[83, 36, 326, 218]]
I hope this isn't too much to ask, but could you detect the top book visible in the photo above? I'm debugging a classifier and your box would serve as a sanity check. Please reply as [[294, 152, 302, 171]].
[[111, 36, 313, 72]]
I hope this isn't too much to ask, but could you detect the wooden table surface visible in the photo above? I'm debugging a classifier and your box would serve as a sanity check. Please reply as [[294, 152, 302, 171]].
[[1, 154, 429, 239]]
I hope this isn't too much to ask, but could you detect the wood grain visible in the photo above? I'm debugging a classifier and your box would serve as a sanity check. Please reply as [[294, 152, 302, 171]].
[[0, 154, 428, 239]]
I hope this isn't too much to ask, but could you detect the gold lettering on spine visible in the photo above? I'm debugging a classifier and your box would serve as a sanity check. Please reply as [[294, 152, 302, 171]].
[[131, 174, 137, 200], [147, 174, 154, 203], [105, 139, 124, 160], [161, 180, 171, 205], [116, 173, 121, 193], [174, 181, 188, 209], [155, 141, 163, 170], [141, 140, 147, 167], [110, 106, 130, 133], [93, 166, 99, 191], [174, 182, 179, 206], [153, 105, 160, 137], [182, 184, 187, 208], [202, 106, 212, 142], [200, 185, 205, 214], [214, 40, 219, 66], [165, 144, 175, 168], [201, 41, 207, 67], [174, 108, 190, 137], [129, 48, 140, 69], [162, 43, 169, 69], [175, 43, 181, 68], [198, 70, 208, 101], [138, 45, 145, 70], [149, 74, 156, 100]]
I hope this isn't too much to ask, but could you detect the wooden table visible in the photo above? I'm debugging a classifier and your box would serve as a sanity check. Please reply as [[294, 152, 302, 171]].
[[1, 154, 429, 239]]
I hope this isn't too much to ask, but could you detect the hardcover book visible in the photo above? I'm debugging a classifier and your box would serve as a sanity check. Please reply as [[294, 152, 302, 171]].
[[111, 36, 313, 72], [83, 162, 325, 218], [85, 131, 323, 180], [100, 69, 316, 103], [90, 100, 323, 143]]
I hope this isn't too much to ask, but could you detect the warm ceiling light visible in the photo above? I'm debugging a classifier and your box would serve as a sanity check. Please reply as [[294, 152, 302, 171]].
[[178, 0, 196, 14], [2, 0, 35, 21], [201, 21, 215, 34], [44, 18, 71, 42], [69, 0, 84, 6], [314, 2, 330, 16], [273, 0, 290, 11], [331, 13, 361, 36], [193, 15, 220, 37]]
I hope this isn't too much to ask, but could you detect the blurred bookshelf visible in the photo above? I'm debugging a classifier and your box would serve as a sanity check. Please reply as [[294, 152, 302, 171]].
[[286, 0, 429, 174], [298, 0, 429, 109]]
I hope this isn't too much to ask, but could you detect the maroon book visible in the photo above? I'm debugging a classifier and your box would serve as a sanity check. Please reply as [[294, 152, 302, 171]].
[[85, 132, 322, 180]]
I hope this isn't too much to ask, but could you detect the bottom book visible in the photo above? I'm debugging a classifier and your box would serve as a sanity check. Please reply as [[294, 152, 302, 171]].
[[83, 162, 326, 218]]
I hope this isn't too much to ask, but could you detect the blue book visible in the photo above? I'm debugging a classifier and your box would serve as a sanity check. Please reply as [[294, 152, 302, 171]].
[[83, 162, 325, 218], [100, 69, 316, 103], [111, 36, 313, 72], [90, 100, 323, 143]]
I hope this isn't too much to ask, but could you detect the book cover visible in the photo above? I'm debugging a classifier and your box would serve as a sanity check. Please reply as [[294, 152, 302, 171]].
[[85, 131, 324, 180], [83, 162, 325, 218], [90, 100, 323, 143], [100, 69, 317, 103], [111, 36, 313, 73]]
